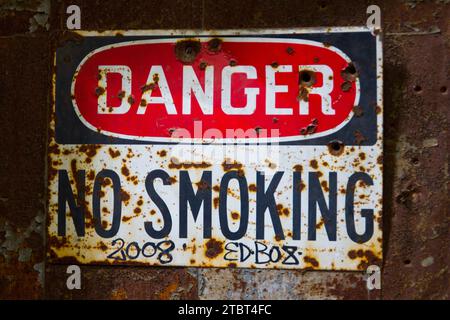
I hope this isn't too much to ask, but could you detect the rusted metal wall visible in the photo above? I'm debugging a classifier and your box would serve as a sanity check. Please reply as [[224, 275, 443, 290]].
[[0, 0, 448, 300]]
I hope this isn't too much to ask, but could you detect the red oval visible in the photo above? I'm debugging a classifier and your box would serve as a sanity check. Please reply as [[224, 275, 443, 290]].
[[72, 38, 358, 142]]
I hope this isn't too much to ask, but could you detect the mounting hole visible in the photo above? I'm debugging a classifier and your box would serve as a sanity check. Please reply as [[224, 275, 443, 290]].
[[403, 259, 411, 265], [413, 85, 422, 92], [440, 86, 447, 94]]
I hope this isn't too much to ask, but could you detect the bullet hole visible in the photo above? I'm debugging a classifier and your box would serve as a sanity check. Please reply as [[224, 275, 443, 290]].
[[341, 81, 352, 92], [403, 259, 411, 265], [440, 86, 447, 94], [341, 62, 358, 82], [328, 140, 344, 156], [175, 39, 201, 63], [344, 63, 357, 75], [207, 38, 222, 53], [299, 70, 316, 87], [413, 85, 422, 93]]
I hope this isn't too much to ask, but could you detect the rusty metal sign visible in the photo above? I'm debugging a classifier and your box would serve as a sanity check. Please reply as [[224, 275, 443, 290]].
[[47, 28, 383, 270]]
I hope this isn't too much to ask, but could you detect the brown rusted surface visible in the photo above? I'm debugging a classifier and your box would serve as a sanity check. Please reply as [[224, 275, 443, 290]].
[[0, 0, 448, 300]]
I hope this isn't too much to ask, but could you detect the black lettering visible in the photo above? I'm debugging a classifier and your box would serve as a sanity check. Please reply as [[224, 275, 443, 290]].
[[308, 172, 337, 241], [92, 169, 121, 238], [292, 171, 302, 240], [256, 171, 285, 240], [219, 171, 249, 240], [346, 172, 374, 243], [179, 171, 212, 238], [145, 170, 173, 239], [57, 170, 85, 236]]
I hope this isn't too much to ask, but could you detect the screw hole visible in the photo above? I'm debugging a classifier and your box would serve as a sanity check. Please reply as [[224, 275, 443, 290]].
[[413, 85, 422, 92], [440, 86, 447, 94], [411, 157, 419, 165], [403, 259, 411, 265]]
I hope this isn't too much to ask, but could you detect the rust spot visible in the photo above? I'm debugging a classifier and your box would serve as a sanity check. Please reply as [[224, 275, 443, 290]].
[[213, 197, 219, 209], [122, 216, 132, 222], [157, 150, 167, 157], [295, 181, 305, 192], [375, 105, 382, 114], [199, 61, 208, 70], [377, 154, 383, 165], [304, 256, 319, 268], [175, 39, 201, 63], [265, 160, 277, 169], [222, 159, 243, 172], [231, 211, 240, 220], [158, 282, 179, 300], [166, 176, 177, 185], [348, 249, 382, 270], [48, 144, 60, 155], [120, 189, 130, 202], [127, 95, 135, 105], [108, 148, 120, 158], [229, 59, 237, 67], [100, 177, 111, 187], [316, 218, 324, 229], [140, 99, 147, 106], [110, 288, 128, 300], [228, 262, 237, 268], [117, 90, 126, 99], [341, 62, 358, 82], [168, 157, 211, 169], [207, 38, 222, 53], [310, 159, 318, 169], [95, 86, 105, 96], [297, 86, 309, 102], [271, 61, 279, 68], [359, 152, 366, 160], [213, 185, 220, 192], [286, 47, 295, 55], [249, 184, 257, 192], [353, 105, 364, 117], [121, 165, 130, 177], [321, 181, 329, 192], [354, 130, 367, 145], [78, 145, 101, 158], [300, 118, 318, 135], [293, 164, 303, 172], [341, 81, 352, 92], [152, 73, 159, 84], [87, 170, 95, 180], [196, 179, 210, 190], [205, 238, 224, 259]]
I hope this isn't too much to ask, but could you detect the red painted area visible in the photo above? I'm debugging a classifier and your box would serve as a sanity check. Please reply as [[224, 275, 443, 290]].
[[73, 39, 357, 140]]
